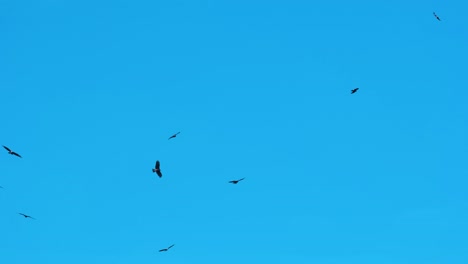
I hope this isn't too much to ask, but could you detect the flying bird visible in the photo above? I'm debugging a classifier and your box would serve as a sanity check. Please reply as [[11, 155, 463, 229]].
[[152, 160, 163, 177], [229, 178, 245, 184], [18, 213, 36, 220], [159, 244, 175, 252], [433, 12, 441, 21], [3, 146, 21, 158], [351, 88, 359, 94], [168, 132, 180, 140]]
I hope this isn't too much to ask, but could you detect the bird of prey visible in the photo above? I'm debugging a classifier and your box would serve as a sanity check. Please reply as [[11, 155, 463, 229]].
[[3, 146, 21, 158], [159, 244, 175, 252], [433, 12, 441, 21], [351, 88, 359, 94], [152, 160, 163, 177], [229, 178, 245, 184], [168, 132, 180, 140], [18, 213, 36, 220]]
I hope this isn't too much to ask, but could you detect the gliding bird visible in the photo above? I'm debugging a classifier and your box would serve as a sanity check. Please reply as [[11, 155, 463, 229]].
[[168, 132, 180, 140], [3, 146, 21, 158], [229, 178, 245, 184], [18, 213, 36, 220], [159, 244, 175, 252]]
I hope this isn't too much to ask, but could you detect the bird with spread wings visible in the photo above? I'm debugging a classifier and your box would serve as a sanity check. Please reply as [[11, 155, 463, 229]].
[[433, 12, 441, 21], [3, 146, 21, 158], [159, 244, 175, 252], [351, 88, 359, 94], [229, 178, 245, 184], [152, 160, 163, 177], [168, 132, 180, 140], [19, 213, 36, 220]]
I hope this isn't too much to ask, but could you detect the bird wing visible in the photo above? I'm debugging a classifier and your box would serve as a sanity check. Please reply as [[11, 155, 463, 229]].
[[3, 146, 11, 152], [238, 178, 245, 182], [12, 152, 21, 158], [19, 213, 26, 217], [155, 160, 160, 169], [157, 171, 162, 177], [168, 244, 175, 249]]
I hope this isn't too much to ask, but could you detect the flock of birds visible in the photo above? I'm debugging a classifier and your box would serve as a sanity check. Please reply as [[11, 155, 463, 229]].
[[0, 86, 363, 252], [2, 10, 444, 255], [2, 129, 252, 253]]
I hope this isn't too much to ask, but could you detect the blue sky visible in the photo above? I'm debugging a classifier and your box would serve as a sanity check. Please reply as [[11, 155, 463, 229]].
[[1, 0, 468, 263]]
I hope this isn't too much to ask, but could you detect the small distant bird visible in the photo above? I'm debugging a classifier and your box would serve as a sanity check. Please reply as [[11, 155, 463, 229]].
[[18, 213, 36, 220], [3, 146, 21, 158], [433, 12, 441, 21], [168, 132, 180, 140], [152, 160, 163, 177], [159, 244, 175, 252], [229, 178, 245, 184], [351, 88, 359, 94]]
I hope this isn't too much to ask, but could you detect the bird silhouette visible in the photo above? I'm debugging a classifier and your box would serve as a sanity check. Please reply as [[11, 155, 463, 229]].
[[3, 146, 21, 158], [229, 178, 245, 184], [168, 132, 180, 140], [159, 244, 175, 252], [351, 88, 359, 94], [433, 12, 441, 21], [18, 213, 36, 220], [152, 160, 163, 177]]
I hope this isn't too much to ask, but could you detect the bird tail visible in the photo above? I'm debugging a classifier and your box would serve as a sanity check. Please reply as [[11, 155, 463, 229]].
[[152, 169, 156, 172]]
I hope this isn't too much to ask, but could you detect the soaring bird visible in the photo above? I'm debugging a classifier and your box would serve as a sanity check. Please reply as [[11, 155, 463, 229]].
[[168, 132, 180, 140], [351, 88, 359, 94], [159, 244, 175, 252], [229, 178, 245, 184], [3, 146, 21, 158], [152, 160, 163, 177], [433, 12, 441, 21], [18, 213, 36, 220]]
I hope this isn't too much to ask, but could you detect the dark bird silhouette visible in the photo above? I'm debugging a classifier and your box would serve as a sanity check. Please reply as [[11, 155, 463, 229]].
[[351, 88, 359, 94], [433, 12, 441, 21], [229, 178, 245, 184], [18, 213, 36, 220], [3, 146, 21, 158], [168, 132, 180, 140], [159, 244, 175, 252], [152, 160, 163, 177]]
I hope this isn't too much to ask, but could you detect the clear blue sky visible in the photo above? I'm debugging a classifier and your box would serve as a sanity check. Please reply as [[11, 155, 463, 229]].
[[1, 0, 468, 263]]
